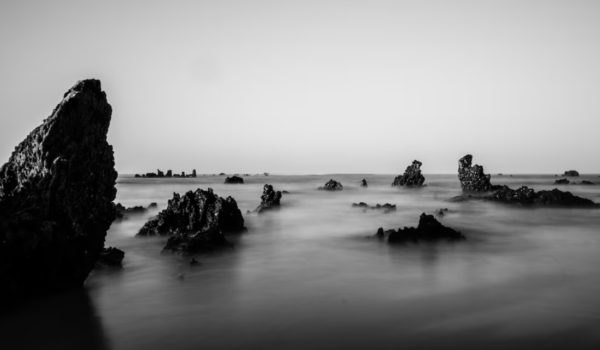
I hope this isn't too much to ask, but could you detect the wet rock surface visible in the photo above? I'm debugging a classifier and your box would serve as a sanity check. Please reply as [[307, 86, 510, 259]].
[[376, 213, 465, 243], [392, 160, 425, 187], [254, 184, 283, 214], [458, 155, 496, 192], [318, 179, 343, 191], [352, 202, 396, 213], [0, 79, 118, 297], [224, 176, 244, 184], [96, 247, 125, 267], [563, 170, 579, 177], [137, 188, 246, 253]]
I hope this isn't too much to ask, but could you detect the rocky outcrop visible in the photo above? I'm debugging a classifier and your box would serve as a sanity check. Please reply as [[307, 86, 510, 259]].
[[0, 79, 118, 297], [554, 178, 570, 184], [137, 189, 246, 253], [486, 186, 598, 207], [563, 170, 579, 177], [224, 176, 244, 184], [318, 179, 343, 191], [376, 213, 465, 243], [392, 160, 425, 187], [254, 184, 282, 214], [114, 202, 158, 221], [458, 155, 496, 192], [96, 247, 125, 267], [352, 202, 396, 213], [360, 179, 368, 187]]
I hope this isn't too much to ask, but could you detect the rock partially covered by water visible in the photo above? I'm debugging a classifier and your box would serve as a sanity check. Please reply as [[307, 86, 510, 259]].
[[580, 181, 595, 185], [458, 155, 495, 192], [254, 184, 282, 214], [0, 79, 118, 297], [392, 160, 425, 187], [224, 176, 244, 184], [352, 202, 396, 213], [360, 179, 368, 187], [378, 213, 465, 243], [96, 247, 125, 267], [563, 170, 579, 177], [434, 208, 456, 216], [554, 178, 570, 184], [137, 189, 245, 253], [318, 179, 343, 191], [486, 186, 598, 208]]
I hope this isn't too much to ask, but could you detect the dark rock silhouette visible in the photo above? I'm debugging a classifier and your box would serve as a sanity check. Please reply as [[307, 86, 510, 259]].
[[318, 179, 343, 190], [563, 170, 579, 177], [352, 202, 396, 213], [135, 174, 141, 178], [96, 247, 125, 267], [0, 79, 118, 297], [360, 179, 368, 187], [378, 213, 465, 243], [157, 169, 164, 177], [114, 202, 158, 221], [392, 160, 425, 187], [580, 181, 595, 185], [254, 184, 282, 214], [137, 188, 245, 253], [192, 169, 197, 178], [555, 178, 570, 185], [224, 176, 244, 184], [435, 208, 456, 216], [458, 155, 495, 192], [166, 170, 172, 177]]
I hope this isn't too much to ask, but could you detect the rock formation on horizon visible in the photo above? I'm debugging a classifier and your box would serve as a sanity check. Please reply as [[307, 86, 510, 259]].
[[254, 184, 282, 214], [563, 170, 579, 177], [352, 202, 396, 213], [554, 178, 570, 185], [225, 175, 244, 184], [392, 160, 425, 187], [137, 188, 246, 253], [0, 79, 118, 297], [318, 179, 343, 191], [376, 213, 465, 243], [458, 155, 495, 192]]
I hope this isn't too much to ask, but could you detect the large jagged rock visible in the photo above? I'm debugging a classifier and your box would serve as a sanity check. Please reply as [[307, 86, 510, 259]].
[[377, 213, 465, 243], [458, 155, 495, 192], [392, 160, 425, 187], [318, 179, 343, 191], [254, 184, 282, 214], [137, 188, 246, 253], [563, 170, 579, 177], [0, 79, 118, 297], [224, 176, 244, 184]]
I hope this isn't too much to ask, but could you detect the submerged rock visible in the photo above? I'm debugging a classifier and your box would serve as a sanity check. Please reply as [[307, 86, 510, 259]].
[[352, 202, 396, 213], [254, 184, 283, 214], [96, 247, 125, 267], [563, 170, 579, 177], [0, 79, 118, 297], [458, 155, 496, 192], [361, 179, 368, 187], [137, 188, 246, 253], [318, 179, 343, 191], [554, 178, 570, 185], [224, 176, 244, 184], [378, 213, 465, 243], [392, 160, 425, 187]]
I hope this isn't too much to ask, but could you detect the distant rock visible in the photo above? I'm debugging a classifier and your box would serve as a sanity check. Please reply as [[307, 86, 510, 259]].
[[137, 188, 246, 254], [135, 174, 141, 178], [377, 213, 465, 243], [392, 160, 425, 187], [166, 170, 172, 177], [219, 173, 226, 176], [318, 179, 343, 191], [554, 178, 570, 184], [157, 169, 164, 177], [434, 208, 456, 216], [360, 179, 368, 187], [192, 169, 197, 178], [0, 79, 118, 297], [282, 190, 290, 194], [96, 247, 125, 267], [563, 170, 579, 177], [254, 184, 283, 214], [352, 202, 396, 213], [458, 155, 496, 192], [580, 180, 595, 185], [224, 176, 244, 184], [114, 202, 158, 221]]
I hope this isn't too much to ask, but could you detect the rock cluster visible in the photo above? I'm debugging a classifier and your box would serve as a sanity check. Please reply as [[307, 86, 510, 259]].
[[137, 188, 246, 253], [352, 202, 396, 213], [458, 155, 495, 192], [392, 160, 425, 187], [318, 179, 343, 191], [224, 176, 244, 184], [254, 184, 283, 214], [563, 170, 579, 177], [376, 213, 465, 243], [0, 79, 118, 297], [134, 169, 197, 178]]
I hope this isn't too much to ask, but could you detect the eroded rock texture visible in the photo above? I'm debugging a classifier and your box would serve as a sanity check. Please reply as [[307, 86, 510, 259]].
[[392, 160, 425, 187], [137, 188, 246, 253], [318, 179, 343, 191], [377, 213, 465, 243], [0, 79, 118, 297], [458, 155, 495, 192], [254, 184, 282, 214]]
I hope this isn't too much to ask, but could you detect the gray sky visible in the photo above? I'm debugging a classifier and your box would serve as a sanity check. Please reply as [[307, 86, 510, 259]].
[[1, 0, 599, 174]]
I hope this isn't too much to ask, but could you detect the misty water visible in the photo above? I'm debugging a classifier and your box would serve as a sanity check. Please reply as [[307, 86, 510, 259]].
[[3, 174, 600, 349]]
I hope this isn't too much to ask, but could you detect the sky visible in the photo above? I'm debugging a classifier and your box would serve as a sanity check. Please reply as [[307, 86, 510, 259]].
[[0, 0, 599, 174]]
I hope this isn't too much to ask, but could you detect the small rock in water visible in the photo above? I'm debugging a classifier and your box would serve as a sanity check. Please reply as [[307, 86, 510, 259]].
[[254, 184, 283, 214], [360, 179, 368, 187], [379, 213, 465, 243], [318, 179, 343, 191], [580, 181, 595, 185], [434, 208, 456, 216], [458, 154, 497, 192], [224, 176, 244, 184], [563, 170, 579, 177], [352, 202, 396, 213], [554, 178, 570, 184]]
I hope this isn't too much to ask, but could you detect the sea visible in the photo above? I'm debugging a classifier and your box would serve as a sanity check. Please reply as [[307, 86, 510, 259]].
[[2, 174, 600, 350]]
